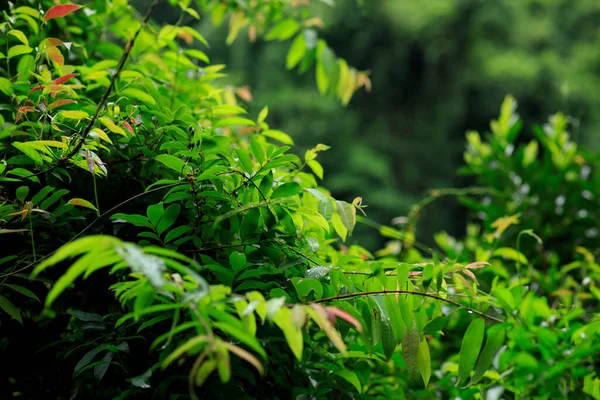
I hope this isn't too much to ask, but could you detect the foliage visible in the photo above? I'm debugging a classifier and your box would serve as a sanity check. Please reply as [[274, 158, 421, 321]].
[[0, 1, 599, 400]]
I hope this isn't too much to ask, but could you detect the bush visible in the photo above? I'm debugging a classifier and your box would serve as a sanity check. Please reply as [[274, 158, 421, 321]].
[[0, 1, 599, 399]]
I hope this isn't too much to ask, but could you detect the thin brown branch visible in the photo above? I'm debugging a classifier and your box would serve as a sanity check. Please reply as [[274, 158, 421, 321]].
[[60, 0, 159, 164], [308, 289, 504, 323]]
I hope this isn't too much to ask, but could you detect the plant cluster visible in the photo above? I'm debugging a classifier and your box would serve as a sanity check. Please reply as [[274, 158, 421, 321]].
[[0, 1, 598, 399]]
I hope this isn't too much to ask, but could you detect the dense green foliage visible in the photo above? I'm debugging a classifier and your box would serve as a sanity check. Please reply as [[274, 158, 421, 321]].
[[206, 0, 600, 248], [0, 1, 599, 400]]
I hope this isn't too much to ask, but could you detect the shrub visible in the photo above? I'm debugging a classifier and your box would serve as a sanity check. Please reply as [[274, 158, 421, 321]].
[[0, 1, 598, 400]]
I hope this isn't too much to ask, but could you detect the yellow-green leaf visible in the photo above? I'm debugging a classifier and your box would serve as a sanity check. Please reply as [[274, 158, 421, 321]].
[[8, 45, 33, 58], [91, 128, 113, 144], [8, 30, 29, 46], [121, 88, 156, 105], [417, 338, 431, 387], [99, 117, 127, 136], [61, 110, 89, 120], [457, 318, 485, 386], [68, 198, 98, 212]]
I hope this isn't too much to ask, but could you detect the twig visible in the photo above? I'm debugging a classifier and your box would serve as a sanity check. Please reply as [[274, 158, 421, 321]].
[[59, 0, 160, 164], [308, 289, 504, 323]]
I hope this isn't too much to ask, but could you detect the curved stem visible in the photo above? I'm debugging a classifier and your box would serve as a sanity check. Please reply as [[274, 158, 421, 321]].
[[308, 289, 504, 323]]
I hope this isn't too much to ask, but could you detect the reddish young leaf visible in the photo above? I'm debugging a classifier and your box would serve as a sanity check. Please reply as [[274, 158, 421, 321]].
[[52, 73, 78, 85], [29, 85, 44, 94], [47, 99, 77, 111], [40, 37, 63, 50], [464, 261, 490, 270], [44, 4, 83, 21], [45, 46, 64, 66], [122, 121, 134, 135], [327, 307, 363, 332]]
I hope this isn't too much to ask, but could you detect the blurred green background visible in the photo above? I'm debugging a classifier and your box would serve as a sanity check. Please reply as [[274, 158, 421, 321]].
[[141, 0, 600, 249]]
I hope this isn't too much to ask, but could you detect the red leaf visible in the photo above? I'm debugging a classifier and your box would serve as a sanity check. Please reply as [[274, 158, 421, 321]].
[[45, 47, 64, 66], [44, 4, 83, 21], [47, 99, 76, 110], [327, 307, 363, 332], [40, 38, 64, 50], [52, 73, 78, 85], [122, 121, 134, 134], [29, 85, 44, 94], [18, 106, 37, 113], [464, 261, 490, 270], [461, 269, 479, 285]]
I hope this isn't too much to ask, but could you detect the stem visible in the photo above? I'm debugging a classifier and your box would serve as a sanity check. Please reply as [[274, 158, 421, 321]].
[[92, 172, 101, 217], [59, 0, 159, 164], [309, 289, 504, 323], [29, 213, 36, 262]]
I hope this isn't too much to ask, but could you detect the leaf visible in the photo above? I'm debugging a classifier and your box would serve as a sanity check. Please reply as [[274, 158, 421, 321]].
[[16, 186, 29, 202], [155, 154, 187, 174], [471, 326, 505, 384], [61, 110, 89, 120], [229, 251, 247, 273], [91, 128, 113, 144], [492, 247, 528, 264], [0, 77, 13, 96], [111, 213, 152, 228], [457, 318, 485, 386], [215, 117, 255, 128], [68, 312, 105, 328], [240, 208, 260, 239], [74, 345, 112, 375], [336, 201, 356, 235], [271, 182, 302, 199], [121, 88, 156, 105], [5, 284, 40, 302], [94, 351, 114, 382], [48, 99, 77, 111], [0, 295, 22, 324], [287, 33, 306, 69], [156, 204, 180, 235], [273, 307, 304, 361], [262, 129, 294, 145], [8, 45, 33, 59], [401, 320, 419, 377], [44, 4, 83, 21], [417, 338, 431, 387], [266, 19, 301, 41], [53, 73, 78, 85], [8, 30, 29, 46], [213, 322, 267, 359], [223, 342, 265, 376], [305, 304, 347, 354], [374, 296, 396, 360], [68, 198, 98, 212], [334, 370, 362, 393], [116, 244, 166, 288], [99, 117, 126, 136]]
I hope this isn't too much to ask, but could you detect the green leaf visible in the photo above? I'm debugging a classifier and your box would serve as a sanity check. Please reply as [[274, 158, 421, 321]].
[[384, 294, 405, 342], [98, 117, 127, 136], [213, 322, 267, 359], [291, 278, 323, 300], [229, 251, 247, 273], [401, 319, 419, 377], [240, 208, 260, 239], [215, 118, 255, 128], [67, 198, 98, 212], [8, 45, 33, 58], [155, 154, 188, 174], [471, 325, 505, 384], [334, 200, 356, 236], [491, 247, 528, 264], [0, 295, 22, 324], [6, 284, 40, 302], [156, 204, 180, 235], [8, 30, 29, 46], [94, 351, 114, 382], [257, 106, 269, 124], [286, 33, 306, 70], [16, 186, 29, 202], [271, 182, 302, 199], [146, 203, 164, 226], [334, 370, 362, 393], [0, 77, 13, 96], [61, 110, 89, 120], [111, 213, 152, 228], [121, 88, 156, 105], [74, 345, 113, 376], [273, 307, 304, 361], [262, 129, 294, 145], [417, 338, 431, 387], [235, 148, 253, 174], [457, 318, 485, 386], [265, 19, 301, 41]]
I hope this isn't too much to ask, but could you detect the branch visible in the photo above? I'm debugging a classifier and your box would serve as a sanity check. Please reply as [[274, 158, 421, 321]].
[[309, 289, 504, 323], [60, 0, 159, 164]]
